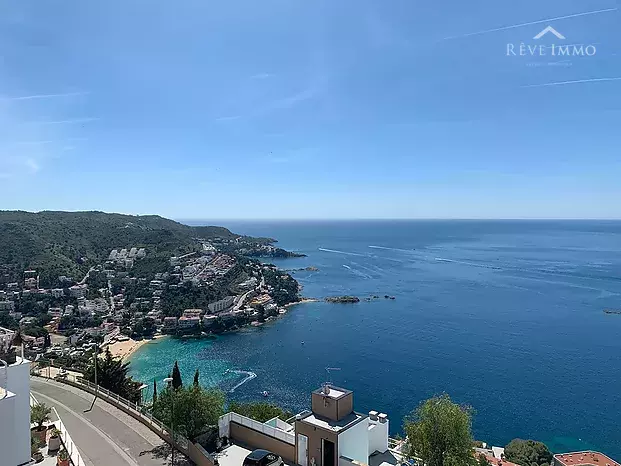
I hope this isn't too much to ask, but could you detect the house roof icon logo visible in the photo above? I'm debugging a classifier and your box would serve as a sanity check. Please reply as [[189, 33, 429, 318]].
[[534, 26, 566, 40]]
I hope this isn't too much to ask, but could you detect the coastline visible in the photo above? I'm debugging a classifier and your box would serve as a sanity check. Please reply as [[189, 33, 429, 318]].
[[106, 335, 164, 361], [125, 299, 318, 358], [284, 297, 319, 308]]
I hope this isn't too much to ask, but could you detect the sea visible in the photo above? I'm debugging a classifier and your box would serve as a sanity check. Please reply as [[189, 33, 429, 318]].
[[129, 220, 621, 458]]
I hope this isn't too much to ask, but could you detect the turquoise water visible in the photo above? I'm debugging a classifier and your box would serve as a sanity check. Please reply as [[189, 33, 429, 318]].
[[129, 220, 621, 458]]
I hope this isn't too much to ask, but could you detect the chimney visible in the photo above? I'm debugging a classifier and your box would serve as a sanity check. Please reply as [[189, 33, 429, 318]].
[[368, 411, 389, 454], [378, 413, 389, 453]]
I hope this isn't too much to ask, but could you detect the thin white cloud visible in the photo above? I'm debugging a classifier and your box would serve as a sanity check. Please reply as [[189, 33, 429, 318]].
[[1, 91, 88, 101], [521, 77, 621, 88], [215, 88, 317, 121], [215, 115, 242, 122], [0, 88, 91, 177], [444, 7, 617, 40], [14, 140, 54, 146], [265, 147, 316, 164], [25, 158, 40, 172], [267, 88, 316, 111], [32, 117, 99, 125], [250, 73, 273, 80]]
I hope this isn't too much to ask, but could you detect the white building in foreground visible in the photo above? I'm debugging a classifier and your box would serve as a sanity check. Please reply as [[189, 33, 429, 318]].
[[220, 384, 394, 466], [0, 349, 32, 466]]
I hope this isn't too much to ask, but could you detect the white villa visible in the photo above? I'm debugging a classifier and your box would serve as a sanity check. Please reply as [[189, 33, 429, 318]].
[[218, 384, 402, 466], [0, 335, 32, 465]]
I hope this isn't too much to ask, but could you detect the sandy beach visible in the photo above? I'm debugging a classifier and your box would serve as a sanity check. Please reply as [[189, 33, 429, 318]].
[[106, 335, 161, 361], [284, 297, 319, 308]]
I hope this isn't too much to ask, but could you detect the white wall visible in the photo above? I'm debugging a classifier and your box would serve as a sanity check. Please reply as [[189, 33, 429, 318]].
[[368, 415, 389, 455], [338, 419, 369, 465], [7, 358, 31, 466], [0, 391, 18, 466]]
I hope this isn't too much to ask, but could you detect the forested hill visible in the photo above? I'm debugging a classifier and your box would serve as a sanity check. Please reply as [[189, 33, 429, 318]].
[[0, 211, 247, 286]]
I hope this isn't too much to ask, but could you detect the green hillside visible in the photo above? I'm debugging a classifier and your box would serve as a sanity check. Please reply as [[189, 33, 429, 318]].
[[0, 211, 240, 287]]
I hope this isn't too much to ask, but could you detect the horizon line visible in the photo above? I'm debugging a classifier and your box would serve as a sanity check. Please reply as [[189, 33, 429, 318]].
[[3, 210, 620, 221], [176, 217, 621, 222]]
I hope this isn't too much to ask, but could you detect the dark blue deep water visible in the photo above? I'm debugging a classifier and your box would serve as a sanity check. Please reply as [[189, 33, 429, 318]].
[[130, 221, 621, 458]]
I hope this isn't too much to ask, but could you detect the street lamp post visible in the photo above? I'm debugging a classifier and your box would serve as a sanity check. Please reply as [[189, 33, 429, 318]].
[[163, 377, 175, 466], [86, 347, 99, 412]]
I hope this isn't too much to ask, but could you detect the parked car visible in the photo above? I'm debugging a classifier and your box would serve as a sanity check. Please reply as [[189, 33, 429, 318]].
[[243, 450, 284, 466]]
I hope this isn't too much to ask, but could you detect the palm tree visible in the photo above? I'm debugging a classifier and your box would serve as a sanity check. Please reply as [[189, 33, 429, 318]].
[[31, 402, 51, 444], [31, 403, 51, 430]]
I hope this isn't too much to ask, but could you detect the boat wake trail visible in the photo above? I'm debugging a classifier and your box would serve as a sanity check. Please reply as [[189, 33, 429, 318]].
[[350, 261, 383, 275], [225, 369, 257, 392], [319, 248, 366, 257], [434, 257, 503, 270], [369, 245, 416, 254], [342, 264, 371, 279]]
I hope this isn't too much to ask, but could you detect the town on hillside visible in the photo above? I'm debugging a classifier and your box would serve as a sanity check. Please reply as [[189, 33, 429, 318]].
[[0, 235, 302, 368]]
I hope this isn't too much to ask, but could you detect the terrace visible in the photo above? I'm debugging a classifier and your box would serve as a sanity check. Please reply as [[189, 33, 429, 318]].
[[218, 385, 409, 466]]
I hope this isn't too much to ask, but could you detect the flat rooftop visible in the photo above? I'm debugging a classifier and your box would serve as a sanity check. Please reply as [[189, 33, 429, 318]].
[[300, 411, 366, 432], [312, 385, 351, 400], [554, 451, 620, 466]]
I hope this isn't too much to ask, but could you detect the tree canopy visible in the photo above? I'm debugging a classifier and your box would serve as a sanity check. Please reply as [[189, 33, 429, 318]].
[[152, 385, 225, 440], [228, 401, 292, 423], [0, 210, 256, 286], [84, 348, 142, 403], [30, 402, 51, 429], [504, 439, 552, 466], [172, 361, 183, 389], [404, 394, 475, 466]]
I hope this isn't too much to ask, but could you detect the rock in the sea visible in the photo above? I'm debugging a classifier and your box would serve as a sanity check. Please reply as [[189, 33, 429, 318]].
[[325, 296, 360, 304]]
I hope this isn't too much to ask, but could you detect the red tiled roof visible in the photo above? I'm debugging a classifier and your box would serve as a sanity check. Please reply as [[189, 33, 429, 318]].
[[554, 451, 620, 466], [474, 453, 520, 466]]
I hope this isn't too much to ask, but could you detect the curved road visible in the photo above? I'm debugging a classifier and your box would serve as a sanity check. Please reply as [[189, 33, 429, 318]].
[[31, 378, 181, 466]]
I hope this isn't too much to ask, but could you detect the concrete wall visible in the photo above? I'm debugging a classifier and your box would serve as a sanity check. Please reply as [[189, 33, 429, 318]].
[[311, 392, 339, 421], [7, 358, 31, 466], [0, 391, 18, 466], [230, 421, 295, 463], [367, 415, 388, 455], [188, 442, 216, 466], [311, 391, 354, 422], [295, 419, 339, 466], [338, 418, 368, 465], [337, 395, 353, 421]]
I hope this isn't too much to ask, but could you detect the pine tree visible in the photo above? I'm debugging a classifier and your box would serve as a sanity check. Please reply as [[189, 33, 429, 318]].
[[153, 379, 158, 404], [84, 348, 141, 402], [172, 361, 183, 389], [193, 369, 200, 387]]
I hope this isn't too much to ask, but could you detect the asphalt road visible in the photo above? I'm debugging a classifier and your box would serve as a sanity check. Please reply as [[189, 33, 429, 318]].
[[31, 378, 182, 466]]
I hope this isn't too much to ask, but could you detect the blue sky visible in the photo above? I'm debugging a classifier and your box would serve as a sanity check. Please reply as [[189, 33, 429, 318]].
[[1, 0, 620, 219]]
